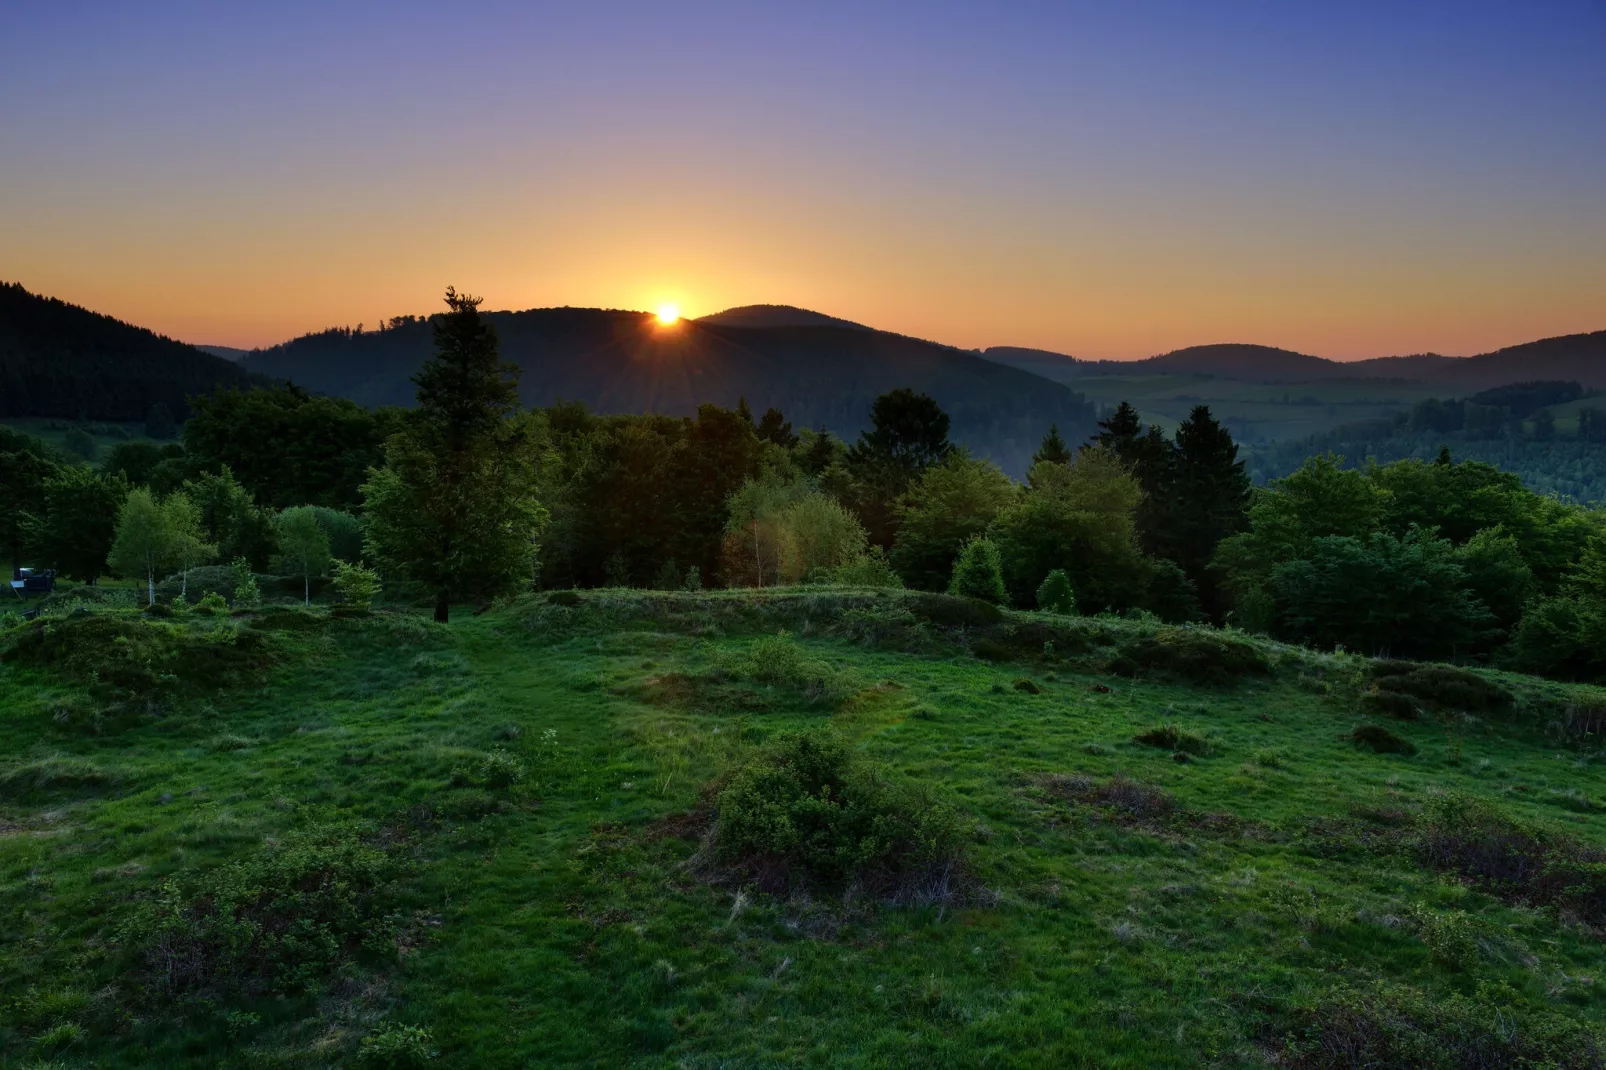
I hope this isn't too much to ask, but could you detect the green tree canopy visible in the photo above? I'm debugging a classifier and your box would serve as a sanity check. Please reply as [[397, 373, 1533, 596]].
[[890, 452, 1017, 592]]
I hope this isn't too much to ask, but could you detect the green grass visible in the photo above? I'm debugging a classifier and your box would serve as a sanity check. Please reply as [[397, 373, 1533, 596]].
[[1, 416, 159, 459], [4, 588, 1606, 1066]]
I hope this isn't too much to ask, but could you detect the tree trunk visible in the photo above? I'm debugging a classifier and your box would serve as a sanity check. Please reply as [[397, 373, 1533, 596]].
[[304, 573, 310, 608], [434, 590, 449, 623], [147, 574, 155, 606], [181, 565, 188, 600]]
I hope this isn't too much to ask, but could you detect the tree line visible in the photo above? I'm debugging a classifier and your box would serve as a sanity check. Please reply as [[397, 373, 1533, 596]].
[[11, 289, 1606, 683]]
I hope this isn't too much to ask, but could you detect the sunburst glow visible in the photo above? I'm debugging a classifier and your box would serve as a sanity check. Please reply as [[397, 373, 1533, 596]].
[[656, 304, 681, 325]]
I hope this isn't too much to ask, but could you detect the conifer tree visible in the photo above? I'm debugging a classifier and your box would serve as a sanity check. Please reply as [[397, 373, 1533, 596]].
[[363, 288, 546, 622], [845, 389, 953, 546], [1162, 405, 1250, 615], [1032, 424, 1072, 467]]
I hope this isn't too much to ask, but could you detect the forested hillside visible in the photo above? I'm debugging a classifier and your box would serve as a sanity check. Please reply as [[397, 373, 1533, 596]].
[[241, 311, 1095, 474], [0, 283, 261, 421]]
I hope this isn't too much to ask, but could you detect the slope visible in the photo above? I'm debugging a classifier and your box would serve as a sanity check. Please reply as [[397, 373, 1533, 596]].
[[243, 310, 1096, 473], [0, 282, 262, 421], [4, 588, 1606, 1067]]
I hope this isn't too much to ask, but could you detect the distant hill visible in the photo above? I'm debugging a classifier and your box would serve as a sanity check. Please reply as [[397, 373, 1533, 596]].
[[981, 333, 1606, 390], [242, 310, 1094, 474], [196, 344, 252, 362], [0, 282, 262, 421], [696, 305, 871, 331]]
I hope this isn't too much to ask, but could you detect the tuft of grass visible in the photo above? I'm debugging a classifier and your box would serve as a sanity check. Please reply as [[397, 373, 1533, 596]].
[[0, 754, 120, 799], [1106, 628, 1269, 686]]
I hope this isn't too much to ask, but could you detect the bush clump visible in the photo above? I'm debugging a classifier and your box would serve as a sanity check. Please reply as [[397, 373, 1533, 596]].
[[1280, 981, 1605, 1069], [1132, 723, 1211, 755], [331, 560, 383, 611], [154, 565, 240, 604], [712, 632, 857, 708], [358, 1023, 439, 1067], [1035, 569, 1076, 614], [1042, 774, 1175, 822], [1368, 661, 1513, 716], [121, 824, 403, 999], [1106, 628, 1269, 686], [1352, 724, 1417, 756], [1413, 792, 1606, 923], [947, 537, 1007, 604], [906, 591, 1004, 629], [711, 731, 965, 898]]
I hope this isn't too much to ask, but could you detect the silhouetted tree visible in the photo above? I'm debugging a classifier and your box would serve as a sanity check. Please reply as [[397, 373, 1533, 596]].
[[846, 389, 953, 545], [1158, 406, 1250, 617], [25, 467, 128, 583], [1032, 424, 1072, 467], [363, 288, 546, 622], [756, 407, 798, 448]]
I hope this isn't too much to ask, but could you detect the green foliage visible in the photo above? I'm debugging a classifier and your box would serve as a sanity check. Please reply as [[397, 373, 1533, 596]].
[[331, 560, 382, 610], [155, 564, 240, 604], [1035, 569, 1076, 614], [713, 631, 858, 708], [230, 556, 261, 608], [946, 537, 1007, 604], [0, 426, 62, 569], [182, 467, 275, 569], [363, 291, 546, 622], [988, 448, 1151, 613], [23, 465, 127, 582], [1268, 530, 1491, 659], [121, 824, 401, 998], [108, 487, 185, 604], [62, 426, 99, 462], [890, 453, 1016, 591], [845, 389, 955, 546], [477, 747, 525, 790], [274, 506, 333, 607], [358, 1023, 439, 1066], [144, 401, 177, 440], [831, 546, 903, 588], [713, 730, 964, 894], [184, 385, 399, 510], [1367, 661, 1512, 715]]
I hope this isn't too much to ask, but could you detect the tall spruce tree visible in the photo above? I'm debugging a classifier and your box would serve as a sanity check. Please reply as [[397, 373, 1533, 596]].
[[1090, 401, 1173, 553], [845, 389, 953, 546], [362, 288, 546, 622], [1162, 405, 1250, 615], [1032, 424, 1072, 467]]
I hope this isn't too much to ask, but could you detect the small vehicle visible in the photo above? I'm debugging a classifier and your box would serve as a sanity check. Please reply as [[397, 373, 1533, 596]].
[[9, 567, 56, 598]]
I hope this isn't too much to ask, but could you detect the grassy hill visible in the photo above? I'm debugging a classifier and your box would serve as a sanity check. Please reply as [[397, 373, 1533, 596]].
[[241, 312, 1095, 474], [5, 587, 1606, 1067]]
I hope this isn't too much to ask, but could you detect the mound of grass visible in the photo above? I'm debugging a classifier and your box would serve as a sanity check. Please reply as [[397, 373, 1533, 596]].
[[1, 613, 281, 711], [1106, 627, 1269, 686], [710, 731, 965, 900], [1413, 792, 1606, 923], [0, 754, 120, 800], [121, 823, 404, 1000], [248, 606, 328, 632], [1352, 724, 1417, 755], [1132, 723, 1211, 755], [1367, 661, 1513, 717], [153, 565, 241, 604], [1280, 981, 1605, 1069], [1042, 774, 1176, 821], [1012, 678, 1042, 694]]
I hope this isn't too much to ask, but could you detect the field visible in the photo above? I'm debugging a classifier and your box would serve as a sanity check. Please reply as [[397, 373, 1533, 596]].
[[5, 588, 1606, 1067], [1, 418, 158, 460]]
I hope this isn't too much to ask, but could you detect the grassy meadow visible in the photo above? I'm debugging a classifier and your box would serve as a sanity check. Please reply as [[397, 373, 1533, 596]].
[[4, 588, 1606, 1067]]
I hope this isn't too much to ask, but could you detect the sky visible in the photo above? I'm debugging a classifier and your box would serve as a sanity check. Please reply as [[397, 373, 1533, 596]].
[[2, 1, 1603, 359]]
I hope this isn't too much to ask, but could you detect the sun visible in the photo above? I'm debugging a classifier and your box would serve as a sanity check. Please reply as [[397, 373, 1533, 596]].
[[656, 304, 681, 325]]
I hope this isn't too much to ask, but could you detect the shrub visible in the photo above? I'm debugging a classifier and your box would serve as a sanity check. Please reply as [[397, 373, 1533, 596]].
[[1106, 628, 1269, 686], [1132, 723, 1211, 756], [1012, 677, 1042, 695], [1280, 981, 1605, 1069], [1351, 724, 1416, 755], [1035, 569, 1076, 614], [1368, 661, 1512, 714], [478, 747, 525, 790], [121, 824, 402, 998], [681, 565, 702, 591], [154, 564, 240, 604], [358, 1023, 439, 1067], [331, 560, 382, 610], [1410, 905, 1482, 970], [230, 557, 261, 609], [832, 546, 904, 589], [712, 731, 964, 897], [715, 632, 858, 708], [196, 591, 229, 614], [947, 537, 1007, 604], [1413, 792, 1606, 922]]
